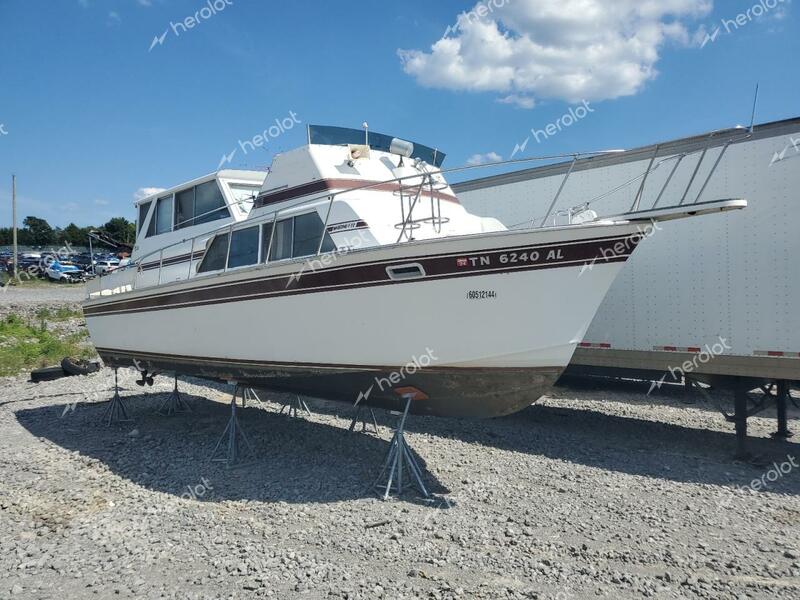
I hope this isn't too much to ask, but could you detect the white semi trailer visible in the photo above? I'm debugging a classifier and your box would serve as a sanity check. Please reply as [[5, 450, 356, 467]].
[[453, 117, 800, 456]]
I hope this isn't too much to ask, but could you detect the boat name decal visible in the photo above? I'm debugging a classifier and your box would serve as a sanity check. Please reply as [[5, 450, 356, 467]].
[[327, 220, 368, 233]]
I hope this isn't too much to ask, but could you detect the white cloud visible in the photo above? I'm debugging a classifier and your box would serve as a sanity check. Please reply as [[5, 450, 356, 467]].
[[107, 11, 121, 25], [133, 187, 166, 201], [497, 93, 536, 109], [399, 0, 712, 106], [94, 199, 110, 206], [137, 0, 153, 6], [466, 151, 502, 166]]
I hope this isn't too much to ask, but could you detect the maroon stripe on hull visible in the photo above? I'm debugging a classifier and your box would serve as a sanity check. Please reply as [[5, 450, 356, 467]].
[[255, 178, 459, 208], [97, 348, 561, 418], [84, 234, 638, 317], [140, 250, 205, 272]]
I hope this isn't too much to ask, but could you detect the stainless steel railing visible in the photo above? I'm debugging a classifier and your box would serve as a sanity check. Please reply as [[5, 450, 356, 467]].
[[88, 131, 751, 298]]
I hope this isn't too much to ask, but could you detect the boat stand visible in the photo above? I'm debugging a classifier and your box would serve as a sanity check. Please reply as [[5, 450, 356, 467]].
[[209, 385, 254, 466], [280, 395, 312, 418], [242, 387, 267, 410], [102, 368, 131, 426], [157, 375, 192, 416], [349, 404, 379, 434], [372, 395, 429, 500]]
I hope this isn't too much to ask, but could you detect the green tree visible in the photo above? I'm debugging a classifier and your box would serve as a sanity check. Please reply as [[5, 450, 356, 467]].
[[22, 216, 54, 246], [61, 223, 87, 246], [101, 217, 135, 244]]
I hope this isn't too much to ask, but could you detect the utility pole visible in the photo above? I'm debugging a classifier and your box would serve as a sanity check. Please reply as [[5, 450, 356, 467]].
[[12, 174, 18, 280]]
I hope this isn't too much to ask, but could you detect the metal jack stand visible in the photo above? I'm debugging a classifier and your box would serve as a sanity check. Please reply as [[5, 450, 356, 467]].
[[102, 368, 131, 426], [243, 387, 267, 410], [209, 385, 254, 466], [157, 375, 192, 416], [280, 394, 312, 418], [372, 395, 429, 500], [349, 404, 379, 434]]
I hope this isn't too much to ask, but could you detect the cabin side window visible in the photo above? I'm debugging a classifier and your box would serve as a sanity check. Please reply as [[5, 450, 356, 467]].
[[197, 233, 229, 273], [227, 226, 260, 269], [137, 201, 152, 235], [175, 181, 230, 230], [147, 195, 174, 237], [195, 181, 229, 225], [262, 212, 335, 262], [293, 212, 335, 257], [260, 223, 274, 261], [175, 188, 195, 230]]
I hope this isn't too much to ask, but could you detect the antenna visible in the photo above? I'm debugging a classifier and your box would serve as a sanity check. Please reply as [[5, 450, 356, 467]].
[[748, 83, 759, 133]]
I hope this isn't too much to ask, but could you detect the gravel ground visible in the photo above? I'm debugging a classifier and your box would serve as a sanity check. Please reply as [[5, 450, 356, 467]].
[[1, 366, 799, 600], [0, 284, 85, 320]]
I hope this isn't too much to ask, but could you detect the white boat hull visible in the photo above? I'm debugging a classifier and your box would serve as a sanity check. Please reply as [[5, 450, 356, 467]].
[[84, 223, 642, 417]]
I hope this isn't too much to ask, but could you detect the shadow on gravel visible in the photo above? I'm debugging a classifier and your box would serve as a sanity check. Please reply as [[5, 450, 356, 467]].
[[557, 375, 800, 418], [313, 394, 800, 498], [14, 391, 448, 506]]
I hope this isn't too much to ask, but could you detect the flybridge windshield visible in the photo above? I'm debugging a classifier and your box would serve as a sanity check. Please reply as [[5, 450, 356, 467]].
[[308, 125, 446, 167]]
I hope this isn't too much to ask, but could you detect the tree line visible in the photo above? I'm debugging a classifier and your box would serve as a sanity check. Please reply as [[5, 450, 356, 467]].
[[0, 216, 136, 248]]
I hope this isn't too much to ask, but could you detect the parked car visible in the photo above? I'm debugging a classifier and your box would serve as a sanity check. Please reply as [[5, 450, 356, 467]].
[[94, 259, 120, 275], [45, 261, 85, 283]]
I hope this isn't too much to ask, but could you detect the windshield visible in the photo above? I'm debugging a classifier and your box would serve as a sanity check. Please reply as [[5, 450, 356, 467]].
[[308, 125, 445, 167]]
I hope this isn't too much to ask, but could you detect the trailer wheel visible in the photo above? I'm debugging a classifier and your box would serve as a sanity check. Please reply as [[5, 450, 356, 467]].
[[61, 357, 99, 376]]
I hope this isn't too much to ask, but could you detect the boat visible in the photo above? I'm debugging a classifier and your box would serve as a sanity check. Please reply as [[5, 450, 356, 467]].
[[83, 125, 745, 418]]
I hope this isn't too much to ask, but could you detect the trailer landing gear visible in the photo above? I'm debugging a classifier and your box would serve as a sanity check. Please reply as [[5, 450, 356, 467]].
[[687, 377, 795, 460], [770, 381, 793, 440]]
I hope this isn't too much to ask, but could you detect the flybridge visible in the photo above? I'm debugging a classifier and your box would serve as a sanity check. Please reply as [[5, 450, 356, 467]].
[[307, 125, 446, 167]]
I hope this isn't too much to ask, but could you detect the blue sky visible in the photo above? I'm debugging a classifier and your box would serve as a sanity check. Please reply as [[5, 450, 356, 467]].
[[0, 0, 797, 227]]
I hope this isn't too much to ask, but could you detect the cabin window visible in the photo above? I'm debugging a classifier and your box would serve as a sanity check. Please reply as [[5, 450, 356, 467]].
[[270, 218, 294, 261], [137, 201, 152, 234], [293, 212, 335, 257], [261, 222, 274, 261], [227, 226, 259, 269], [197, 233, 229, 273], [175, 181, 230, 230], [195, 181, 228, 225], [263, 212, 336, 261], [147, 195, 174, 237], [175, 188, 195, 230]]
